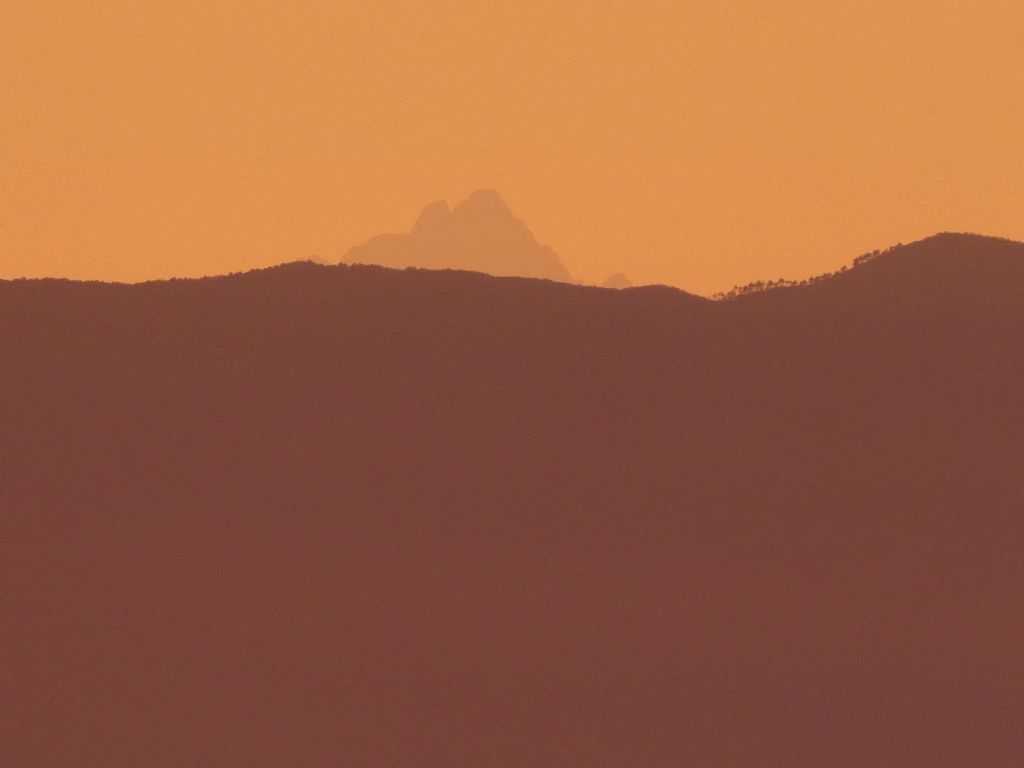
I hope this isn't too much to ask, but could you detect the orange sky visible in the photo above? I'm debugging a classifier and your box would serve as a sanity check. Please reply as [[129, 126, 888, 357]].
[[2, 0, 1022, 295]]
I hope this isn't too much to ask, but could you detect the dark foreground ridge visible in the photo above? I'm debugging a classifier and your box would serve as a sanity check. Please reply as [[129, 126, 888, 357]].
[[3, 233, 1023, 766]]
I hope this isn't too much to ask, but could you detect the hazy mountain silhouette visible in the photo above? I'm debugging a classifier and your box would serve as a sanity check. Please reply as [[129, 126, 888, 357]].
[[4, 232, 1023, 767], [343, 188, 573, 282], [600, 272, 633, 288]]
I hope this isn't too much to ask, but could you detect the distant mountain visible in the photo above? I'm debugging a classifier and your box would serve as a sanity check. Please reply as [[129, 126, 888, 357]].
[[343, 188, 573, 282], [4, 232, 1023, 768], [600, 272, 633, 288]]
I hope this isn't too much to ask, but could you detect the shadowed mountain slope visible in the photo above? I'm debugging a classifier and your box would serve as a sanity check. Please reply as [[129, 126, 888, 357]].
[[3, 233, 1023, 767], [342, 189, 573, 282]]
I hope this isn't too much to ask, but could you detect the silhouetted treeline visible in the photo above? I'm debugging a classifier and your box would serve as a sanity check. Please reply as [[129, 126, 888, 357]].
[[712, 231, 1017, 299]]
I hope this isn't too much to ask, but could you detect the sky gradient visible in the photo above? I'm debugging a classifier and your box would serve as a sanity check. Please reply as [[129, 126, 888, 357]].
[[3, 0, 1022, 294]]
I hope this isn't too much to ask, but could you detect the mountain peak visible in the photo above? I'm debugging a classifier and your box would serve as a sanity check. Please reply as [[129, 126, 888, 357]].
[[344, 190, 573, 282], [411, 200, 451, 236], [600, 273, 633, 289], [458, 187, 507, 210]]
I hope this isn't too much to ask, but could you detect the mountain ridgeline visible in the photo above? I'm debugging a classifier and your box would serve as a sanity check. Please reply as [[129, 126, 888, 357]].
[[3, 233, 1023, 766]]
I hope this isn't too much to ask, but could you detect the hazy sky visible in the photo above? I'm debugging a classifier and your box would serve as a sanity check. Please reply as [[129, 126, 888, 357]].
[[3, 0, 1022, 294]]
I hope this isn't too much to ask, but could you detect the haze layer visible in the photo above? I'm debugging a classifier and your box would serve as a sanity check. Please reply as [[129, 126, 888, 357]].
[[3, 1, 1023, 292]]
